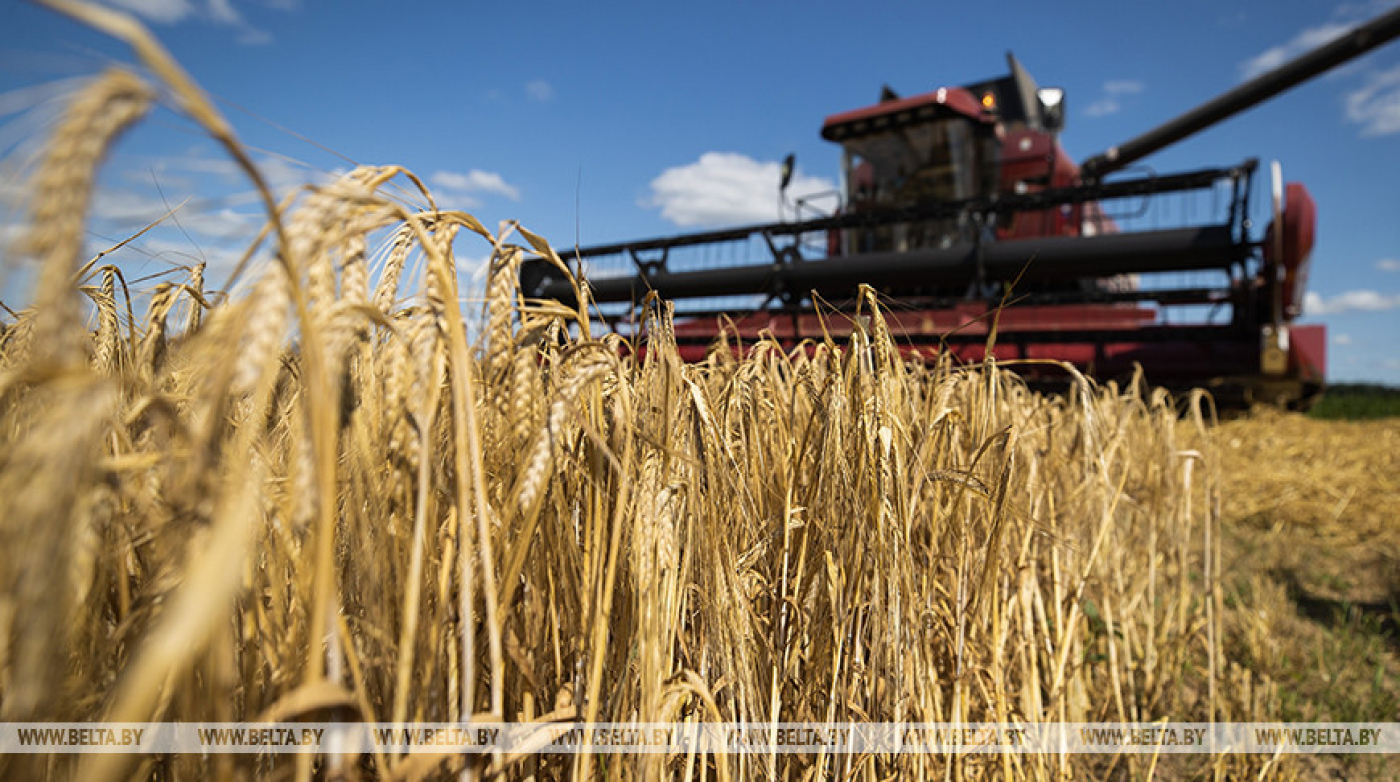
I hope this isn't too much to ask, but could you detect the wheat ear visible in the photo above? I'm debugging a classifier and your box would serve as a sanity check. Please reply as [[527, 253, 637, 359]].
[[21, 68, 151, 365]]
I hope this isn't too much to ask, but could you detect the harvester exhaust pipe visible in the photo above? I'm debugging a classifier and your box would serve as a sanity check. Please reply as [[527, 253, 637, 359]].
[[1081, 5, 1400, 180]]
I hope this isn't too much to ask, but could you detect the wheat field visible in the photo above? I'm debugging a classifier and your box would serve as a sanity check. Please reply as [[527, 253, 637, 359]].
[[0, 3, 1303, 781]]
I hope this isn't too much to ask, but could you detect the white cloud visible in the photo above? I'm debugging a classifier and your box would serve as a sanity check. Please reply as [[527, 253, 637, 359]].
[[429, 169, 521, 204], [89, 185, 263, 242], [1240, 21, 1354, 79], [1336, 1, 1400, 19], [1304, 289, 1400, 315], [525, 80, 554, 102], [173, 206, 262, 240], [206, 0, 239, 23], [0, 222, 26, 250], [91, 189, 178, 225], [1238, 4, 1400, 134], [1377, 258, 1400, 271], [1085, 99, 1118, 118], [1084, 80, 1144, 118], [645, 152, 837, 228], [250, 154, 327, 197], [134, 235, 248, 274], [1334, 333, 1353, 345], [4, 144, 308, 243], [0, 172, 27, 209], [1345, 63, 1400, 136], [235, 27, 272, 46], [207, 0, 276, 45], [1103, 80, 1144, 95], [102, 0, 197, 24], [116, 149, 328, 216], [99, 0, 280, 45]]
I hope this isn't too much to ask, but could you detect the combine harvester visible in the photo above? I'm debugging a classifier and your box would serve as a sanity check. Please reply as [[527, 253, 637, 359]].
[[523, 7, 1400, 406]]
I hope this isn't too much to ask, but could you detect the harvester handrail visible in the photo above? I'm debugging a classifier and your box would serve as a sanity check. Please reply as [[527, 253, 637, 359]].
[[551, 162, 1255, 265]]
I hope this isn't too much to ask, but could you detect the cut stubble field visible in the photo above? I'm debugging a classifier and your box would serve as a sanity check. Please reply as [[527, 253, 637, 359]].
[[1202, 411, 1400, 780], [1213, 414, 1399, 712]]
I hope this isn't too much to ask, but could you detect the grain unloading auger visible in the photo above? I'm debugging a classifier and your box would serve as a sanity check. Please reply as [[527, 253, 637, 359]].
[[523, 7, 1400, 405]]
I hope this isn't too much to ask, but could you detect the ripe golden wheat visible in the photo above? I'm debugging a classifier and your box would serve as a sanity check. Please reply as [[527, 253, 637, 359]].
[[0, 2, 1293, 780]]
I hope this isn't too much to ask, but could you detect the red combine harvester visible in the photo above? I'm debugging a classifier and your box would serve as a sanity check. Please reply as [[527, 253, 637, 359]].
[[523, 8, 1400, 406]]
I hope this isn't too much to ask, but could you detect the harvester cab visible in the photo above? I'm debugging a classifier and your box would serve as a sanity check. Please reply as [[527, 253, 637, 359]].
[[823, 54, 1076, 257], [521, 7, 1400, 407]]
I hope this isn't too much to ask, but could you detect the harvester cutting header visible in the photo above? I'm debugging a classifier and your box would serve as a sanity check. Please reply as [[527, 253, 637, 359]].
[[524, 7, 1400, 405]]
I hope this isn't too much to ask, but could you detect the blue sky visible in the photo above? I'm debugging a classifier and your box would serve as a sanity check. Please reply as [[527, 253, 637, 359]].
[[2, 0, 1399, 383]]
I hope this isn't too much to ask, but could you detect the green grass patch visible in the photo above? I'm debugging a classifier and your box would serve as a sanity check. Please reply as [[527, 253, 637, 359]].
[[1308, 383, 1400, 420]]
